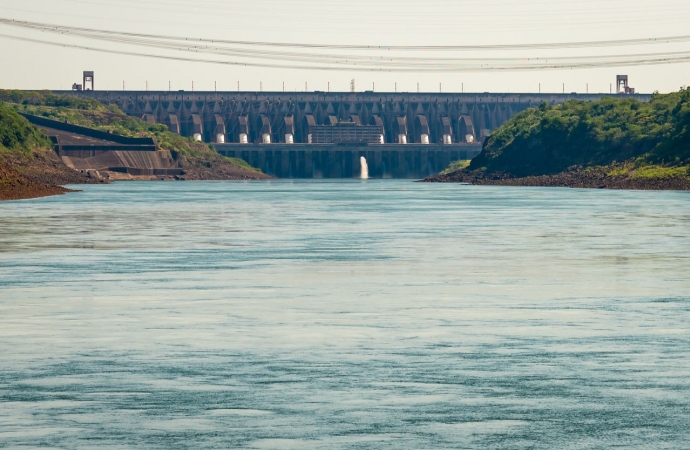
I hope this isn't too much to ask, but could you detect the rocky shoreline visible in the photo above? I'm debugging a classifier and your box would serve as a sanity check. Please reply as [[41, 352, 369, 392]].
[[0, 149, 102, 201], [1, 94, 272, 201], [173, 154, 273, 181], [424, 167, 690, 191], [0, 161, 75, 201], [0, 151, 273, 201]]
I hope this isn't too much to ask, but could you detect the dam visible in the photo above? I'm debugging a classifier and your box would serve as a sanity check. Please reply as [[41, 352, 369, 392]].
[[55, 90, 652, 178]]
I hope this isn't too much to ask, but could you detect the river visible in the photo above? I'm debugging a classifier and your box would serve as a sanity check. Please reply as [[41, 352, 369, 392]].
[[1, 180, 689, 449]]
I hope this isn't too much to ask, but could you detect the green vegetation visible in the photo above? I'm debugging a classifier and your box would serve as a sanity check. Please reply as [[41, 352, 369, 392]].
[[464, 88, 690, 179], [8, 101, 211, 158], [630, 165, 689, 179], [223, 156, 261, 172], [0, 89, 252, 162], [0, 90, 265, 181], [440, 160, 471, 175], [0, 101, 52, 154], [1, 100, 93, 192], [0, 89, 113, 112], [605, 163, 634, 177]]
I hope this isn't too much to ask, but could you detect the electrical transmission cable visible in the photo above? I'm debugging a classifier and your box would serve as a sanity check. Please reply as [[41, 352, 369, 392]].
[[3, 17, 690, 51], [2, 17, 690, 72]]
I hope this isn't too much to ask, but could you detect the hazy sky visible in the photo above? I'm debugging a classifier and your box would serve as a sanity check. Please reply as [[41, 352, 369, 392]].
[[1, 0, 689, 93]]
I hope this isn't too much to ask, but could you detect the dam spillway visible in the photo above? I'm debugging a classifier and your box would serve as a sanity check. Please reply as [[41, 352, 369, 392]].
[[54, 90, 652, 178]]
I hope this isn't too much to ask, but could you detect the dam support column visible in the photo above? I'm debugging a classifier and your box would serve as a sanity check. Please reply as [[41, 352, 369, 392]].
[[353, 151, 361, 178], [389, 150, 398, 177], [305, 150, 313, 178], [247, 150, 256, 169], [257, 150, 266, 173], [391, 149, 401, 178], [273, 150, 279, 177], [282, 150, 290, 178], [340, 151, 346, 178], [405, 150, 422, 178], [296, 151, 304, 178], [400, 149, 408, 178], [271, 150, 279, 177], [312, 151, 322, 178], [330, 151, 337, 178], [383, 150, 392, 178], [375, 150, 382, 177], [264, 150, 273, 176], [251, 150, 261, 172], [325, 150, 332, 178], [342, 150, 351, 178], [288, 150, 296, 177], [391, 150, 398, 177]]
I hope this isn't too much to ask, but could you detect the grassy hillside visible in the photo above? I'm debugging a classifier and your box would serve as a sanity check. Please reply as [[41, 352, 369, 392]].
[[1, 89, 220, 158], [0, 100, 52, 154], [465, 89, 690, 179], [0, 101, 98, 200], [0, 90, 266, 179]]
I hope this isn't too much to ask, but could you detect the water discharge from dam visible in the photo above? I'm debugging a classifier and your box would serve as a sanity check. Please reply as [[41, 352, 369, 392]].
[[360, 156, 369, 179]]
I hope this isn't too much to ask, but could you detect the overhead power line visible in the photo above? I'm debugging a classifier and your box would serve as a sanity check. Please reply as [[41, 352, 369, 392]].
[[1, 17, 690, 72], [3, 33, 690, 73], [3, 17, 690, 51]]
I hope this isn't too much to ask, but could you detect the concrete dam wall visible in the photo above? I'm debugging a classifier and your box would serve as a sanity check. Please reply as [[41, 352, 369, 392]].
[[55, 91, 651, 145], [54, 90, 652, 178]]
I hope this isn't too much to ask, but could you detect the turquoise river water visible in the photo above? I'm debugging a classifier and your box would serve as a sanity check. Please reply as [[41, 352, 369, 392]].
[[0, 180, 689, 449]]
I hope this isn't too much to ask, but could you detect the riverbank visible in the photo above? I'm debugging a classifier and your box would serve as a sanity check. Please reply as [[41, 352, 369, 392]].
[[430, 89, 690, 190], [0, 161, 73, 201], [0, 147, 104, 200], [0, 91, 271, 200], [0, 100, 103, 200], [425, 165, 690, 190], [0, 150, 271, 200]]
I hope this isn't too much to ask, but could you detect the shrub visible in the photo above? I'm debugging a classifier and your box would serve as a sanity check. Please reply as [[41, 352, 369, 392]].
[[0, 102, 52, 153], [469, 89, 690, 177]]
